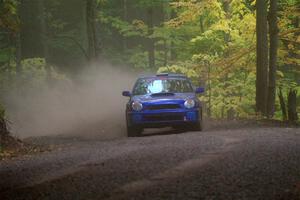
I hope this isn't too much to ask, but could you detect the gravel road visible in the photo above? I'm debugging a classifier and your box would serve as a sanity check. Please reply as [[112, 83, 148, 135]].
[[1, 124, 300, 200]]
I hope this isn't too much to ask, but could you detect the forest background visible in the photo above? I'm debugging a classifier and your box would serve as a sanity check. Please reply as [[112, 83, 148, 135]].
[[0, 0, 299, 138]]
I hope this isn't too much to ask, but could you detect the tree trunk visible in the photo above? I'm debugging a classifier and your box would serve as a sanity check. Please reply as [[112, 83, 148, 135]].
[[147, 6, 155, 68], [288, 89, 298, 122], [37, 0, 51, 82], [19, 0, 44, 58], [15, 1, 22, 84], [0, 117, 8, 136], [86, 0, 98, 62], [163, 39, 168, 66], [278, 88, 287, 121], [222, 0, 234, 119], [122, 0, 128, 51], [162, 2, 168, 66], [227, 108, 235, 120], [267, 0, 278, 118], [170, 10, 176, 61], [15, 32, 22, 77], [207, 63, 212, 118], [199, 16, 204, 33], [256, 0, 269, 116], [0, 108, 8, 150], [170, 40, 176, 62], [0, 107, 8, 148]]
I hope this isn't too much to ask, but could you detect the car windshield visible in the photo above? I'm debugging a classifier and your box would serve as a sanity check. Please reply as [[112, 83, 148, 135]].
[[132, 77, 194, 95]]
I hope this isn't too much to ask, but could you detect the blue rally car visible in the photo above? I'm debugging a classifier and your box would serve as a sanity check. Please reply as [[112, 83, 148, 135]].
[[122, 73, 204, 137]]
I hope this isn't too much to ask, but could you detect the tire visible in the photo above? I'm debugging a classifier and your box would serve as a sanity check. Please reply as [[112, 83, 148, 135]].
[[172, 125, 187, 133], [191, 111, 203, 131], [126, 113, 142, 137], [127, 125, 142, 137], [192, 119, 203, 131]]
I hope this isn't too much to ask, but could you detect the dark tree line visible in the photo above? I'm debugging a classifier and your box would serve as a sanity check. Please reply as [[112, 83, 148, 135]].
[[15, 0, 102, 75], [256, 0, 298, 122], [0, 0, 298, 133], [14, 0, 169, 70]]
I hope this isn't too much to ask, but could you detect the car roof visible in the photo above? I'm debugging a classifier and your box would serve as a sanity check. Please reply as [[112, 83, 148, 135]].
[[138, 73, 188, 79]]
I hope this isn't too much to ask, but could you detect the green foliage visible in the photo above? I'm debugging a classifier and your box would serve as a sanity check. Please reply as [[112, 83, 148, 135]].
[[0, 0, 19, 32], [134, 0, 169, 9], [128, 49, 149, 69], [96, 0, 299, 119], [0, 58, 68, 94], [100, 14, 148, 37], [209, 71, 256, 118], [158, 64, 198, 79], [0, 0, 299, 121], [156, 0, 259, 118], [0, 48, 12, 63]]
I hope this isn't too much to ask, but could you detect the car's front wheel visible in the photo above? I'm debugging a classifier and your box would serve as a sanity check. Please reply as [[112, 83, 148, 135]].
[[191, 119, 203, 131], [191, 110, 203, 131], [127, 124, 142, 137]]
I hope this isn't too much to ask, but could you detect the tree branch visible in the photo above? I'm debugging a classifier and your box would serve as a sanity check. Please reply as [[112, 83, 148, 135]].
[[53, 35, 89, 61]]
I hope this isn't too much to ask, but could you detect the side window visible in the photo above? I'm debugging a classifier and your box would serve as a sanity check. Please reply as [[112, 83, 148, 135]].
[[133, 80, 148, 95], [183, 80, 192, 92]]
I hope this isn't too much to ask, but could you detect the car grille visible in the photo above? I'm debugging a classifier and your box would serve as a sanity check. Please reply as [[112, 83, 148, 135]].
[[143, 114, 183, 122], [146, 104, 181, 110]]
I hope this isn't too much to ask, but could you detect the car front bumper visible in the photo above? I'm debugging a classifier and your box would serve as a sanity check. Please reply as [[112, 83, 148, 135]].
[[127, 108, 201, 128]]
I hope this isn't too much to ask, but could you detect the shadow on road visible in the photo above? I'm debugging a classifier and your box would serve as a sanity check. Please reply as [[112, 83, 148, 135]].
[[141, 127, 186, 137]]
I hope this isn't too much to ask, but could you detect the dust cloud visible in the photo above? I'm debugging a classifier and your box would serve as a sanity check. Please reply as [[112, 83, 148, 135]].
[[4, 63, 140, 139]]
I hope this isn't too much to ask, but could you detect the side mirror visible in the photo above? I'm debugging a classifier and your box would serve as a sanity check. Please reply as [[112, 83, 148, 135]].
[[195, 87, 205, 94], [122, 91, 131, 97]]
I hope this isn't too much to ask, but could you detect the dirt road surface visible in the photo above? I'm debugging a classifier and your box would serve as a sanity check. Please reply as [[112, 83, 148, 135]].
[[1, 123, 300, 200]]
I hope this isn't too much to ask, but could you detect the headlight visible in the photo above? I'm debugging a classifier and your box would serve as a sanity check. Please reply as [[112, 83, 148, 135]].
[[184, 99, 195, 109], [132, 101, 143, 111]]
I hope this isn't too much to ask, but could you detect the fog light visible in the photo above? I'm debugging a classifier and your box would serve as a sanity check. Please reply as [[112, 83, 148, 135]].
[[132, 114, 142, 122], [186, 112, 197, 121]]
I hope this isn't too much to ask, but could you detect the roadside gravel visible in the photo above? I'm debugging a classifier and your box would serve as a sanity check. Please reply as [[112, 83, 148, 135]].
[[0, 125, 300, 200]]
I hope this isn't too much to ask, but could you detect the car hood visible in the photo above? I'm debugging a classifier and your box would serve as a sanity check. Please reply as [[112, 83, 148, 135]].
[[132, 93, 196, 103]]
